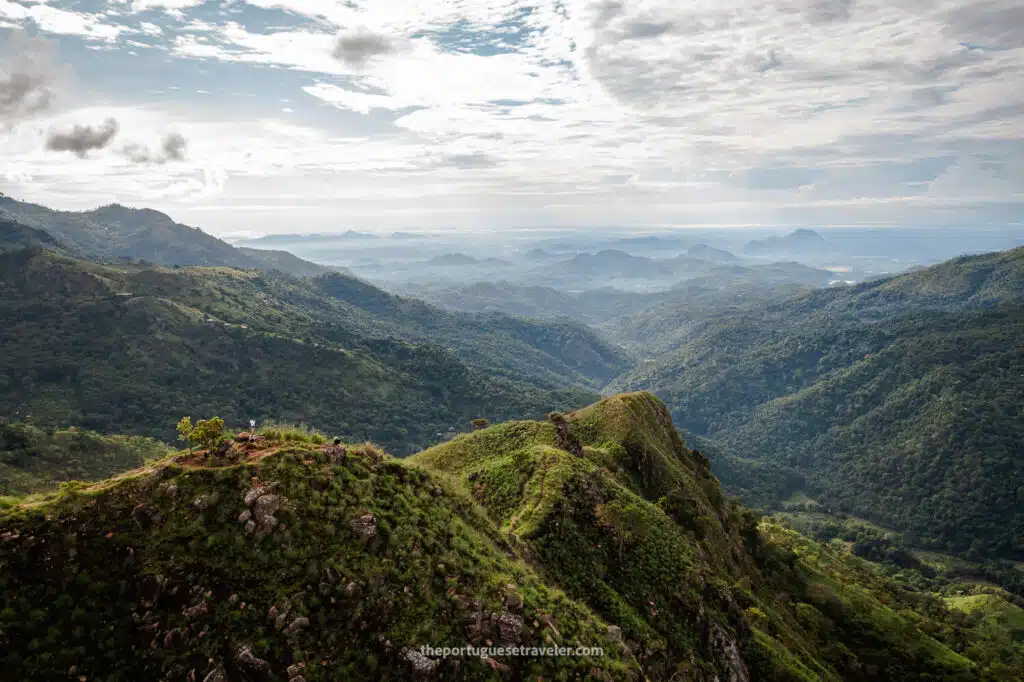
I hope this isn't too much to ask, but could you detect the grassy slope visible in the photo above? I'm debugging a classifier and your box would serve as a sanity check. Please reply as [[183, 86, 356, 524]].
[[413, 393, 992, 681], [0, 438, 636, 681]]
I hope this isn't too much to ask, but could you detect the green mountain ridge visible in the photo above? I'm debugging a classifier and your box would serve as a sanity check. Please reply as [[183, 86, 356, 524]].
[[0, 248, 626, 454], [611, 247, 1024, 561], [2, 393, 1020, 680], [0, 196, 345, 278]]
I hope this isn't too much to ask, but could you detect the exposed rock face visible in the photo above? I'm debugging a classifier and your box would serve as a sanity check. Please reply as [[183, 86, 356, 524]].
[[284, 616, 310, 634], [504, 585, 524, 613], [350, 513, 377, 539], [132, 504, 163, 528], [709, 624, 750, 682], [401, 647, 440, 677], [496, 612, 523, 646], [243, 486, 268, 507], [322, 444, 347, 464], [252, 494, 281, 533], [190, 495, 210, 511], [551, 418, 584, 457]]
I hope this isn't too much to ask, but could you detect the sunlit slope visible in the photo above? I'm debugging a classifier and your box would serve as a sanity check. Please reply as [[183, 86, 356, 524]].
[[412, 392, 987, 681]]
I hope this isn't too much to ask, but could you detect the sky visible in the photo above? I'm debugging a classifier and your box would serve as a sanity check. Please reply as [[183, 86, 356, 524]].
[[0, 0, 1022, 235]]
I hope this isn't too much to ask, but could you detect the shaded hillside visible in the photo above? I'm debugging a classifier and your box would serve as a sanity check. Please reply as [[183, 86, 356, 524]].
[[313, 272, 630, 388], [2, 394, 1017, 680], [408, 263, 831, 331], [0, 216, 70, 254], [0, 196, 339, 277], [610, 248, 1024, 560], [0, 249, 614, 454], [607, 264, 831, 352], [0, 421, 173, 496]]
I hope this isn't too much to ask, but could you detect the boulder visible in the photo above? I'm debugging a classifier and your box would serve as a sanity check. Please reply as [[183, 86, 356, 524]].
[[235, 645, 270, 676], [132, 504, 163, 529], [284, 616, 310, 634], [350, 513, 377, 539], [497, 612, 523, 646], [401, 647, 440, 677]]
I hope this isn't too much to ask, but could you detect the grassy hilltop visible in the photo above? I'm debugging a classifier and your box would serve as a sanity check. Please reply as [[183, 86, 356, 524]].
[[2, 393, 1020, 681]]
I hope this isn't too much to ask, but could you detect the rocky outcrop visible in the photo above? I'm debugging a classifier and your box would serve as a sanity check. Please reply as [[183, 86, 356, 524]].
[[235, 645, 270, 677], [350, 513, 377, 539], [401, 648, 440, 677]]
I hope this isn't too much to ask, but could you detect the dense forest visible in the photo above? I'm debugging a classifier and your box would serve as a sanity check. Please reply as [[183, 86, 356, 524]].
[[613, 248, 1024, 561], [0, 248, 620, 454]]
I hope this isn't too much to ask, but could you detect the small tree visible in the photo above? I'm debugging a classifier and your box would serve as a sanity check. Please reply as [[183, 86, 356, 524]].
[[471, 418, 489, 431], [191, 417, 225, 451], [176, 417, 195, 453]]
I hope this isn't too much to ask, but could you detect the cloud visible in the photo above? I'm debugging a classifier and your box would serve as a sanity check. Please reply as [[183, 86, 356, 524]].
[[0, 0, 122, 42], [1, 0, 1023, 230], [122, 132, 189, 164], [0, 35, 59, 122], [331, 28, 396, 68], [45, 118, 120, 158]]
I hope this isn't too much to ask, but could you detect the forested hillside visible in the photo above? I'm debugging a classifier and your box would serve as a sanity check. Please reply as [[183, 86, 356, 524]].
[[0, 249, 623, 454], [0, 421, 173, 497], [0, 197, 343, 277], [2, 394, 1020, 680], [611, 248, 1024, 561]]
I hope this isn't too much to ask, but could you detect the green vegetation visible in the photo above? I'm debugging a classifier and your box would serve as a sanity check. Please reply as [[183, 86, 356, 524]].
[[0, 196, 343, 277], [0, 248, 625, 454], [0, 420, 172, 497], [2, 393, 1021, 679], [612, 247, 1024, 561]]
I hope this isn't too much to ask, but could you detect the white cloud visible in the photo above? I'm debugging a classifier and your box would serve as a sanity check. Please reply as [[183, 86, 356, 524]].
[[0, 0, 1021, 230], [0, 0, 122, 41]]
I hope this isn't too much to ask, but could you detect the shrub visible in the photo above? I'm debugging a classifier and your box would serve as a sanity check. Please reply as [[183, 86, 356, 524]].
[[176, 417, 194, 453], [190, 417, 225, 451], [471, 418, 489, 431]]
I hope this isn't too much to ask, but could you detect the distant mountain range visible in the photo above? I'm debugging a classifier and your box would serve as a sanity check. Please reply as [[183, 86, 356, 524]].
[[743, 228, 837, 258], [0, 196, 347, 277]]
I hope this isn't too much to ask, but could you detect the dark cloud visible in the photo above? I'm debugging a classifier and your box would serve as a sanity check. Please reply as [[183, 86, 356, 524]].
[[0, 36, 59, 122], [162, 132, 187, 161], [331, 29, 396, 67], [122, 132, 189, 164], [45, 118, 120, 158]]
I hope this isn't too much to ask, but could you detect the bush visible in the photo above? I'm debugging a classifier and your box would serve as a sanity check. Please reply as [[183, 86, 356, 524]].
[[471, 418, 489, 431], [190, 413, 228, 450]]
